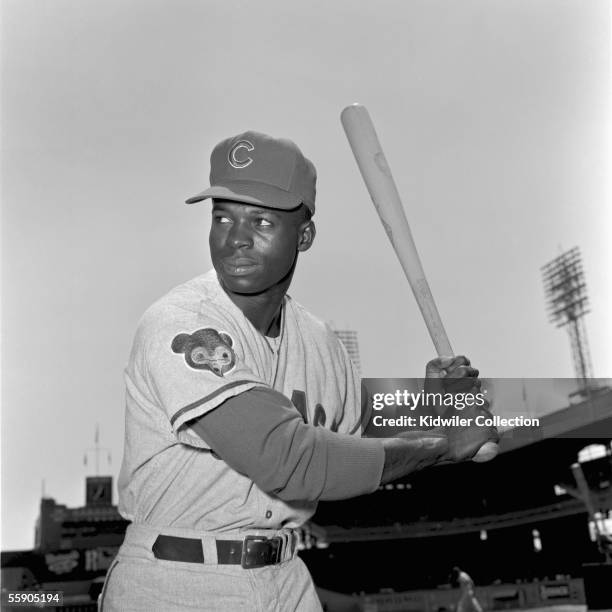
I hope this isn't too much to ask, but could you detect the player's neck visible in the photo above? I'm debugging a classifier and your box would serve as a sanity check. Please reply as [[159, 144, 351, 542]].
[[223, 279, 290, 337]]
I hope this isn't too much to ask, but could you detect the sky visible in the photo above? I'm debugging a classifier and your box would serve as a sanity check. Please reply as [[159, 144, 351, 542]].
[[1, 0, 610, 550]]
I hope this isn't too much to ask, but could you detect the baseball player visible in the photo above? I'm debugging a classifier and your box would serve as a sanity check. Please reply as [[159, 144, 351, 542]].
[[99, 131, 498, 611], [451, 567, 484, 612]]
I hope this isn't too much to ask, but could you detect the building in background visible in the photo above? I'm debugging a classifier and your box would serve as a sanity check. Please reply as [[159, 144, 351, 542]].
[[1, 475, 129, 610], [35, 476, 127, 553], [333, 328, 362, 376]]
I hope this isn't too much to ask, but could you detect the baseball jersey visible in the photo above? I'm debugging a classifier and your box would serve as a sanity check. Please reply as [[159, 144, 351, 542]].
[[117, 269, 363, 532]]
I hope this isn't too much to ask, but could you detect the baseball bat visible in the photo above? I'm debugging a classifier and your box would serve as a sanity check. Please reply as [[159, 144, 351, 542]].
[[341, 103, 498, 463]]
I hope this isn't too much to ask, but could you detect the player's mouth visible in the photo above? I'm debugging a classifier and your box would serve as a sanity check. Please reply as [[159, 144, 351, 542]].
[[221, 258, 259, 276]]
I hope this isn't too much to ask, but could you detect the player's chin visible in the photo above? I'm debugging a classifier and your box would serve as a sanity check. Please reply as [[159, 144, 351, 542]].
[[218, 272, 265, 295]]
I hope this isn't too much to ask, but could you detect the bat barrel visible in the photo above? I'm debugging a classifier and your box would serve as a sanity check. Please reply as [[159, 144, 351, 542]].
[[341, 104, 453, 357]]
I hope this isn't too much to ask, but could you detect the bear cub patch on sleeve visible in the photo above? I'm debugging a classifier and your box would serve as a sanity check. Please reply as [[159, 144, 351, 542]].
[[171, 328, 236, 377]]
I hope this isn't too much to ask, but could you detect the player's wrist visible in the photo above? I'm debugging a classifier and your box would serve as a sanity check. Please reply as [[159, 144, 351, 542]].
[[380, 434, 448, 484]]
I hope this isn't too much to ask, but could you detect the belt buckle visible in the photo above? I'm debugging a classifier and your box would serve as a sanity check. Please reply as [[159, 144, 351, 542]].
[[241, 536, 282, 569]]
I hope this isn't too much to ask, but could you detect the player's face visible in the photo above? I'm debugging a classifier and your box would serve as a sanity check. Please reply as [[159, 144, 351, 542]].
[[210, 199, 315, 296]]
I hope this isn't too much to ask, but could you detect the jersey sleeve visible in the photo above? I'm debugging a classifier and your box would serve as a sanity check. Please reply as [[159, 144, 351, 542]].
[[134, 306, 267, 448], [191, 387, 384, 502]]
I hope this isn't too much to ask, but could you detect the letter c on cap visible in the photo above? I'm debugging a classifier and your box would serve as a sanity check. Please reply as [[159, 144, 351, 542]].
[[228, 140, 254, 169]]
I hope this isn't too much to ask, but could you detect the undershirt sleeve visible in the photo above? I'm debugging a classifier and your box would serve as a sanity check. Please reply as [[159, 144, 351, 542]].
[[189, 386, 385, 502]]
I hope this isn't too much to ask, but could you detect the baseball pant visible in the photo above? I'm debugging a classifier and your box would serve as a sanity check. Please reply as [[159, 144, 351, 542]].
[[99, 523, 323, 612]]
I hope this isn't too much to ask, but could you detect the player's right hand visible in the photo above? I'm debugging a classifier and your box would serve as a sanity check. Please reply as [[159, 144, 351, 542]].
[[430, 394, 499, 463], [378, 404, 499, 483]]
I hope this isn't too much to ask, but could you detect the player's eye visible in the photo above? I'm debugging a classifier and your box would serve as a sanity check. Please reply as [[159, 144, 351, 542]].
[[255, 218, 272, 227], [213, 214, 232, 224]]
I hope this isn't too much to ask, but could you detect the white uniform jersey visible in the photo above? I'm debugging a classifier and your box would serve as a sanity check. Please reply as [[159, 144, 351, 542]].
[[118, 269, 362, 532]]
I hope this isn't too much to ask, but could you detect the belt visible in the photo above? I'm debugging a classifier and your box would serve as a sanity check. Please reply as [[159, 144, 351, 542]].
[[152, 533, 296, 569]]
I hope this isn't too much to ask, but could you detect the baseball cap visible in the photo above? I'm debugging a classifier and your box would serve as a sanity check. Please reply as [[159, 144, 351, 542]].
[[186, 131, 317, 214]]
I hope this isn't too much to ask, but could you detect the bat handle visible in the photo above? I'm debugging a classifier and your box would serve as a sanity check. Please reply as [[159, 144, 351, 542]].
[[433, 336, 453, 358], [429, 318, 499, 463]]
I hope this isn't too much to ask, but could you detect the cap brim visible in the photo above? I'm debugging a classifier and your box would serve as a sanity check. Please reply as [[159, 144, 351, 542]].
[[185, 181, 302, 210]]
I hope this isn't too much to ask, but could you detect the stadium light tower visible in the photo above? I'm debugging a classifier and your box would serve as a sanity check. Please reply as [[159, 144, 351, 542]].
[[541, 247, 593, 390]]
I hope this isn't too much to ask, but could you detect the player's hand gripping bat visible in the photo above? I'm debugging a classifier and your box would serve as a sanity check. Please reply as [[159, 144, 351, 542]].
[[341, 103, 498, 463]]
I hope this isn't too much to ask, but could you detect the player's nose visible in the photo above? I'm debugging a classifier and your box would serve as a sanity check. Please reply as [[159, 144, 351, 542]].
[[227, 220, 253, 249]]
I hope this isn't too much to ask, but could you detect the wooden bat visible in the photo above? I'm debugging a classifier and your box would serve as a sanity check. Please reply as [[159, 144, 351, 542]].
[[341, 103, 498, 463]]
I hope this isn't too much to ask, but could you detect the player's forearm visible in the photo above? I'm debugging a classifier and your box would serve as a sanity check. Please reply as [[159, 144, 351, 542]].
[[379, 432, 449, 484]]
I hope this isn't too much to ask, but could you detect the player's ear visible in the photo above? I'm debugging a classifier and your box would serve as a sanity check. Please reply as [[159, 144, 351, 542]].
[[171, 333, 191, 353], [297, 219, 315, 252]]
